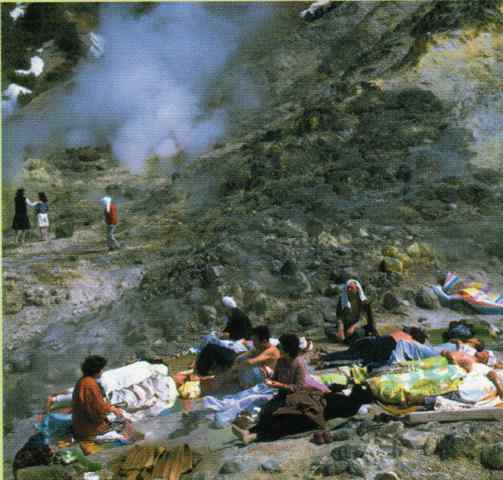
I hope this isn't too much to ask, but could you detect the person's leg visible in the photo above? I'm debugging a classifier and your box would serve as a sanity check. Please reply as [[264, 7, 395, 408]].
[[322, 349, 358, 362], [364, 314, 379, 337], [255, 414, 317, 441], [213, 346, 237, 371], [389, 340, 439, 363], [195, 344, 218, 376], [345, 327, 366, 345], [110, 225, 120, 249], [324, 385, 373, 419], [431, 342, 457, 353], [107, 225, 117, 250], [325, 325, 343, 343], [43, 227, 49, 241]]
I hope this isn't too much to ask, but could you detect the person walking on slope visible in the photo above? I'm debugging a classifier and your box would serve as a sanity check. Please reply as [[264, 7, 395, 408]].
[[33, 192, 50, 241], [100, 196, 120, 251]]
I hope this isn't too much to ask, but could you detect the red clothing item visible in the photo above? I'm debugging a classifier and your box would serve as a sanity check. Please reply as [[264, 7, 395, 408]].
[[390, 331, 413, 342], [105, 203, 118, 225], [72, 376, 112, 440]]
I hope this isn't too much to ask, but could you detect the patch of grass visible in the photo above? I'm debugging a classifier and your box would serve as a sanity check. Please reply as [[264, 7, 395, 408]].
[[31, 263, 81, 286]]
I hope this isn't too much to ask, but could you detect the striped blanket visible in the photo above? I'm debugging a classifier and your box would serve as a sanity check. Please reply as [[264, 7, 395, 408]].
[[433, 272, 503, 314]]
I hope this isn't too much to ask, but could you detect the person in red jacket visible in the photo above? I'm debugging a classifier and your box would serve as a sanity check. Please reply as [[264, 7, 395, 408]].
[[72, 355, 124, 441], [100, 196, 120, 251]]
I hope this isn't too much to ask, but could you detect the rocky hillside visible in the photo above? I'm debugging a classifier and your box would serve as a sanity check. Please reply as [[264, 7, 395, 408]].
[[3, 1, 503, 478]]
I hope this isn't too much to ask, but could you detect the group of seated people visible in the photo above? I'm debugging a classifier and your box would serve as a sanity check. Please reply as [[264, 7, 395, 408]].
[[68, 280, 503, 448]]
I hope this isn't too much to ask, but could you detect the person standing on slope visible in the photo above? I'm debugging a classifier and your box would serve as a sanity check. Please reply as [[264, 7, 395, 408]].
[[100, 196, 120, 251]]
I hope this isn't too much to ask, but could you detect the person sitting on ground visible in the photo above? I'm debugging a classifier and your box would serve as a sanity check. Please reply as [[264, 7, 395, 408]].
[[236, 325, 280, 388], [221, 296, 253, 341], [72, 355, 124, 441], [322, 327, 428, 366], [232, 334, 329, 444], [325, 279, 378, 345]]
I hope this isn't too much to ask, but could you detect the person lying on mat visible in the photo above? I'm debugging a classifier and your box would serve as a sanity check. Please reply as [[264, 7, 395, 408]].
[[321, 327, 427, 366], [441, 349, 503, 373], [72, 355, 124, 441]]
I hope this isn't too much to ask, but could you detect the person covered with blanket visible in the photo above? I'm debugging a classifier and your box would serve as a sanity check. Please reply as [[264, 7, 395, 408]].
[[72, 355, 124, 441], [235, 325, 280, 388], [232, 333, 329, 444], [325, 279, 378, 345]]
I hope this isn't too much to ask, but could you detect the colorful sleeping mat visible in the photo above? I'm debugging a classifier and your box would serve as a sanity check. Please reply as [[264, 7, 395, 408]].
[[433, 272, 503, 314]]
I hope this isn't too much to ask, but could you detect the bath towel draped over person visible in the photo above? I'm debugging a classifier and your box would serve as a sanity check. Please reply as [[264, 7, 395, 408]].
[[72, 355, 124, 441], [325, 279, 378, 344]]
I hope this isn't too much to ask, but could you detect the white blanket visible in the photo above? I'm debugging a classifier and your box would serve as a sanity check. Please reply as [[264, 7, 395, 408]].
[[99, 361, 169, 394], [458, 365, 503, 404]]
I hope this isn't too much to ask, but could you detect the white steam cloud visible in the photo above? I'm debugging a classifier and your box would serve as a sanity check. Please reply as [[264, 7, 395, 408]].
[[3, 3, 270, 178]]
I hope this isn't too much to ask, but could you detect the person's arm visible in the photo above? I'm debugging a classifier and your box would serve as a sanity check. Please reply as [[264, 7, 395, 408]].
[[364, 301, 378, 336], [26, 198, 38, 207], [269, 359, 307, 392], [487, 370, 503, 398], [244, 349, 274, 367], [335, 302, 346, 341], [81, 383, 113, 421], [441, 350, 473, 372]]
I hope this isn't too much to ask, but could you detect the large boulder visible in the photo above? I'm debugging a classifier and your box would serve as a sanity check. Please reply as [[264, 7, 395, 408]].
[[380, 257, 403, 274], [415, 286, 440, 310], [297, 309, 323, 328], [437, 433, 477, 460], [383, 291, 401, 311], [481, 442, 503, 470]]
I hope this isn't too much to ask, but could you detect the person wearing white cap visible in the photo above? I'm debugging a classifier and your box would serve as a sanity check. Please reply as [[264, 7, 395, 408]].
[[100, 196, 120, 251]]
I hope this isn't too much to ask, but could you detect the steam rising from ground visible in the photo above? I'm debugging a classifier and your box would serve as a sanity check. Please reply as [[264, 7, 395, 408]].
[[3, 4, 270, 178]]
